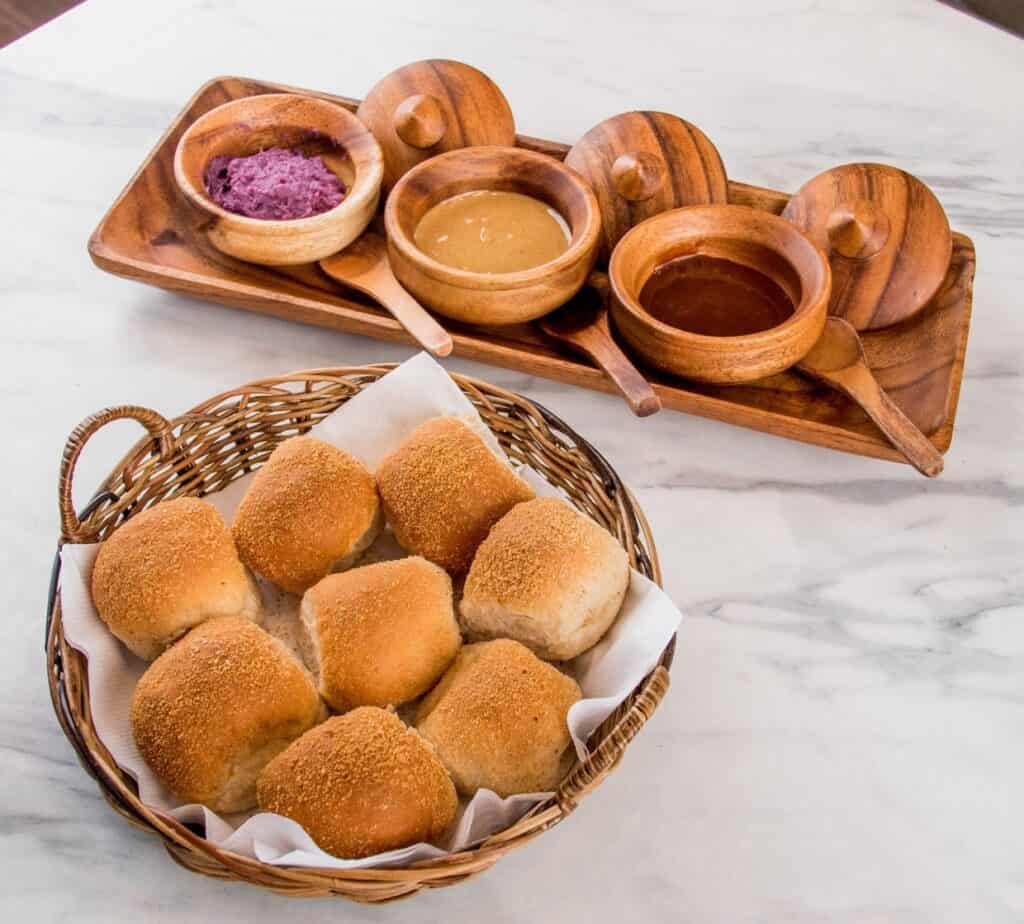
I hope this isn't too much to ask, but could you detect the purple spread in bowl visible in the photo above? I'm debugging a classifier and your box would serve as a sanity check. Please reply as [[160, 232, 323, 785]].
[[204, 147, 346, 220]]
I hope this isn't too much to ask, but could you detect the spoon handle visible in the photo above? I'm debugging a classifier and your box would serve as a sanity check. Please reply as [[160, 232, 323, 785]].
[[586, 273, 660, 416], [835, 367, 944, 477], [370, 271, 454, 358], [540, 273, 661, 417], [320, 235, 454, 357], [577, 325, 661, 418]]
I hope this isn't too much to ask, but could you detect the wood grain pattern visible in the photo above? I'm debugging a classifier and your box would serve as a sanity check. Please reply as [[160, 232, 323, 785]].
[[565, 111, 729, 263], [384, 145, 600, 324], [538, 272, 661, 417], [0, 0, 85, 48], [797, 318, 944, 477], [609, 205, 830, 384], [318, 232, 453, 356], [87, 76, 976, 466], [356, 60, 516, 193], [782, 163, 952, 330]]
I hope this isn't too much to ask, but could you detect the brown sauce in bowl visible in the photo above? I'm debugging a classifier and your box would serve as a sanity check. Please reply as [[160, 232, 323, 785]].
[[639, 254, 795, 337], [414, 190, 571, 274]]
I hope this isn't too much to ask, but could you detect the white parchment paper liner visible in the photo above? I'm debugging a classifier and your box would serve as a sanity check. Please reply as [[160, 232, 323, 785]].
[[59, 353, 682, 870]]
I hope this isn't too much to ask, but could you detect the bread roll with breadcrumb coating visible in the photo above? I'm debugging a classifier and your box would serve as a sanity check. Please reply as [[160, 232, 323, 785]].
[[300, 557, 460, 711], [91, 497, 259, 661], [130, 616, 323, 813], [258, 707, 457, 858], [416, 639, 581, 797], [461, 497, 629, 661], [375, 416, 533, 574], [232, 436, 381, 594]]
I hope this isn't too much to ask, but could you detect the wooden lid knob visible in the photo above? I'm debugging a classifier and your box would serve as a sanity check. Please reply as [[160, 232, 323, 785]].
[[393, 94, 447, 149], [826, 201, 889, 259], [565, 111, 728, 263], [782, 163, 952, 330], [357, 59, 516, 192], [612, 151, 664, 201]]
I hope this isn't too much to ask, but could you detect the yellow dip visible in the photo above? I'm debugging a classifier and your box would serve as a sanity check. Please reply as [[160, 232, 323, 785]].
[[414, 190, 571, 274]]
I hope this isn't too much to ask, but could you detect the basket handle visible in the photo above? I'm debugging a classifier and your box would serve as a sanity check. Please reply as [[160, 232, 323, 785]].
[[59, 405, 174, 542], [557, 665, 670, 813]]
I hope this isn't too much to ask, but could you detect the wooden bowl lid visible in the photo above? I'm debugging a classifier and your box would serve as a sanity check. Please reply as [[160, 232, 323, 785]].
[[781, 163, 951, 330], [357, 59, 516, 192], [565, 111, 728, 263]]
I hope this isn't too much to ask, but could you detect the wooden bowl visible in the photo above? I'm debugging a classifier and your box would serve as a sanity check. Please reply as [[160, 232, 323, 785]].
[[609, 205, 831, 384], [173, 94, 383, 266], [384, 146, 601, 324]]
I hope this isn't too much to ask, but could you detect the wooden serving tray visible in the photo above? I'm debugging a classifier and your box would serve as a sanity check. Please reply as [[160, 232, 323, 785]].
[[89, 76, 975, 465]]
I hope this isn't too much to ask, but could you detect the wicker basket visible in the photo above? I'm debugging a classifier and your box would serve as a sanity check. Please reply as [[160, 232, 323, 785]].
[[46, 364, 673, 903]]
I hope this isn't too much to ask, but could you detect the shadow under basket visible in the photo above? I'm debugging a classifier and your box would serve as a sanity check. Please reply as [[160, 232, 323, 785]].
[[46, 364, 673, 904]]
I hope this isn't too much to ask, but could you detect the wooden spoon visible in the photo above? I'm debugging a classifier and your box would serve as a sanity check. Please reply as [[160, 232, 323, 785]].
[[319, 232, 453, 357], [797, 318, 943, 477], [538, 273, 661, 417]]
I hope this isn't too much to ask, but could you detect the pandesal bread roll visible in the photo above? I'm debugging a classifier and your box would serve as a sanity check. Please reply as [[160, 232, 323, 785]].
[[232, 436, 381, 594], [300, 557, 461, 711], [375, 416, 534, 574], [257, 707, 457, 859], [461, 496, 629, 661], [416, 639, 581, 797], [130, 616, 323, 813], [91, 497, 259, 661]]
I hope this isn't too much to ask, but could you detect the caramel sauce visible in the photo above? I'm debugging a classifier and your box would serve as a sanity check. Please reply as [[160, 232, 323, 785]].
[[639, 254, 794, 337], [414, 190, 571, 274]]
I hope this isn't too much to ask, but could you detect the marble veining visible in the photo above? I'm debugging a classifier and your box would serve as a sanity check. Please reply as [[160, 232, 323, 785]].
[[0, 0, 1021, 921]]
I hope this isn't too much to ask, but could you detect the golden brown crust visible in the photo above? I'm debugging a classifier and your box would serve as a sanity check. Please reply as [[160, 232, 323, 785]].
[[257, 707, 457, 859], [130, 616, 322, 812], [461, 497, 630, 660], [231, 436, 380, 594], [416, 639, 581, 797], [91, 497, 259, 661], [375, 417, 534, 574], [304, 557, 461, 711]]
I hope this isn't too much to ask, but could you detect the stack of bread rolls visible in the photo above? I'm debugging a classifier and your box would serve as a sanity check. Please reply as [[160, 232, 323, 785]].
[[89, 416, 630, 859]]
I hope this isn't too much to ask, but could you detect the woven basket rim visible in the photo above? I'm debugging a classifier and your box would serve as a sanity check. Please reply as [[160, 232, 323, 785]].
[[47, 363, 675, 901]]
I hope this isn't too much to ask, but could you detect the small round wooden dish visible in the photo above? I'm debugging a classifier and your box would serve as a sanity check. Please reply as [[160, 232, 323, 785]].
[[173, 94, 384, 266], [609, 205, 831, 384], [385, 146, 601, 324], [46, 365, 672, 904]]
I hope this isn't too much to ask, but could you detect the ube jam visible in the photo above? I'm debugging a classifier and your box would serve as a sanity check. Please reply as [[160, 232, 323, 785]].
[[204, 147, 346, 220]]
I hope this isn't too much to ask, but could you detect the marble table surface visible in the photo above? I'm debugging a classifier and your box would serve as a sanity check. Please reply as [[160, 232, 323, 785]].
[[2, 0, 1021, 920]]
